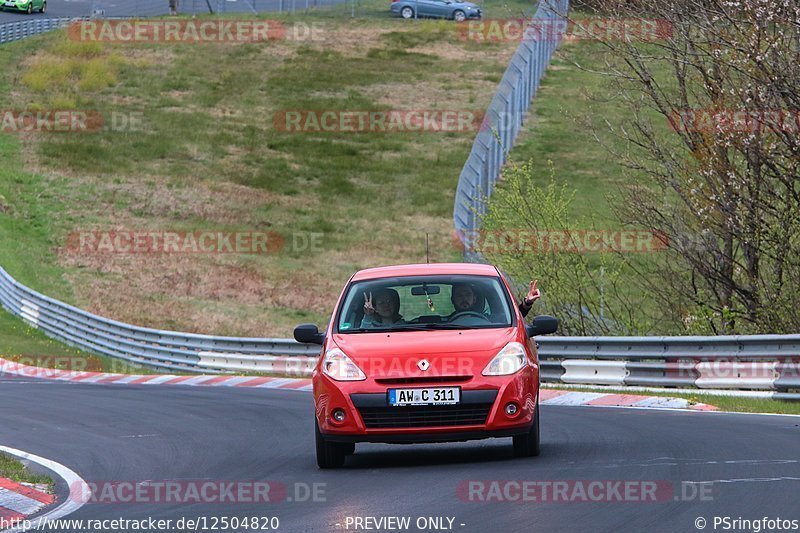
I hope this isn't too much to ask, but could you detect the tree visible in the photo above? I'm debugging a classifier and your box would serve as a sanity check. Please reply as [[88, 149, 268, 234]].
[[578, 0, 800, 333], [477, 160, 651, 335]]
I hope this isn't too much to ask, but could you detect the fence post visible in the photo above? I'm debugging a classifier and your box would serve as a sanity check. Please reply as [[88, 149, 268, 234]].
[[453, 0, 570, 260]]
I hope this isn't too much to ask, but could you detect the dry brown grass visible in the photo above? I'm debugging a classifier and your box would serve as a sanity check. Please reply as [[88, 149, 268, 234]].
[[15, 17, 517, 338]]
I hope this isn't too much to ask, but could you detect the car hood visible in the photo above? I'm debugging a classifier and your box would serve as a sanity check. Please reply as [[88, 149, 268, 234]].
[[330, 328, 518, 378]]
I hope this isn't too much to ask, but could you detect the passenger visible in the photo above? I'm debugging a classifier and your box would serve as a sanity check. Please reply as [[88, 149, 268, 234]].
[[518, 279, 541, 318], [361, 288, 405, 328]]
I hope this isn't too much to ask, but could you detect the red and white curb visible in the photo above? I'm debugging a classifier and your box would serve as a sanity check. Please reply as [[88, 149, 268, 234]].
[[0, 358, 716, 410], [0, 358, 313, 392], [540, 389, 716, 411], [0, 478, 53, 528], [0, 445, 90, 533]]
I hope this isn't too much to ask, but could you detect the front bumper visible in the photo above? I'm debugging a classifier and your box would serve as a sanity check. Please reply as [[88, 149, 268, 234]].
[[324, 427, 528, 444], [2, 1, 31, 10], [314, 368, 538, 443]]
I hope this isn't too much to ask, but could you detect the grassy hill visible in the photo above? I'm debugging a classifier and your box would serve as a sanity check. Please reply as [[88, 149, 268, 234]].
[[0, 2, 526, 356]]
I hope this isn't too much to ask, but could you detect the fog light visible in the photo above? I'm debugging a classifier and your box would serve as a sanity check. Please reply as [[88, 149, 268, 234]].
[[332, 408, 346, 423], [504, 402, 519, 416]]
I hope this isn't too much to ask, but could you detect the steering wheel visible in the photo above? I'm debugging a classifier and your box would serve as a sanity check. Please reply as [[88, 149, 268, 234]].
[[448, 311, 491, 322]]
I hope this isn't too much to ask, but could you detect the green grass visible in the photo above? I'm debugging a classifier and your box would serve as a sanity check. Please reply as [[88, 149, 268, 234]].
[[0, 42, 150, 371], [286, 0, 539, 20], [482, 27, 697, 334], [0, 5, 523, 354], [544, 384, 800, 415], [506, 37, 655, 225], [0, 452, 52, 486], [0, 312, 158, 373]]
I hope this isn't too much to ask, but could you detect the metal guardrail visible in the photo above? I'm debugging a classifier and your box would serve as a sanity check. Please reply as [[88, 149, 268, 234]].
[[453, 0, 570, 258], [1, 266, 798, 397], [538, 338, 800, 400], [1, 1, 798, 400], [0, 266, 319, 373], [0, 17, 79, 45]]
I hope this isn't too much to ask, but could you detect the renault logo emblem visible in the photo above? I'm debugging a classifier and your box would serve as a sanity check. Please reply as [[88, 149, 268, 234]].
[[417, 359, 430, 371]]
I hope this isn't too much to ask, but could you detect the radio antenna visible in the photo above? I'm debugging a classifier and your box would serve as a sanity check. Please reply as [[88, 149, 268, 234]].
[[425, 233, 430, 264]]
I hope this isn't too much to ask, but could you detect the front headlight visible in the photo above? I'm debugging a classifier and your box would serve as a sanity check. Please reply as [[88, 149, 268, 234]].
[[482, 342, 527, 376], [322, 348, 366, 381]]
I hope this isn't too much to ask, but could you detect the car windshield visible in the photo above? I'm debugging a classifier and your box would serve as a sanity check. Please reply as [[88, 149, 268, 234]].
[[336, 274, 513, 333]]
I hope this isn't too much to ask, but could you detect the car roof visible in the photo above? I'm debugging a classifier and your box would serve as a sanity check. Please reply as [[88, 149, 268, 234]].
[[351, 263, 499, 281]]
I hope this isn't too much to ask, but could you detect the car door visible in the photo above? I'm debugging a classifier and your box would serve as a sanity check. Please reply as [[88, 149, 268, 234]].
[[413, 0, 437, 17], [428, 0, 452, 17]]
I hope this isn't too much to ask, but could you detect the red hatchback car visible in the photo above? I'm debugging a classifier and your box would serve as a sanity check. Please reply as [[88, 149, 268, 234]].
[[294, 263, 558, 468]]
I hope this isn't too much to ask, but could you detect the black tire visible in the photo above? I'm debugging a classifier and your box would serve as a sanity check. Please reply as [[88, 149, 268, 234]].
[[26, 2, 32, 13], [40, 1, 46, 12], [453, 9, 466, 22], [315, 420, 346, 469], [400, 6, 414, 19], [342, 442, 355, 456], [512, 399, 540, 457]]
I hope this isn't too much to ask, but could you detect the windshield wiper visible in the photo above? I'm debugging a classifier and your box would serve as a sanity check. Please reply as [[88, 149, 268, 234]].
[[339, 327, 391, 333], [391, 323, 492, 330]]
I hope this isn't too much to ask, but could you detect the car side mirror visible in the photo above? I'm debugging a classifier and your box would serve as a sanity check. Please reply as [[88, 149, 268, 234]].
[[525, 315, 558, 337], [294, 323, 325, 345]]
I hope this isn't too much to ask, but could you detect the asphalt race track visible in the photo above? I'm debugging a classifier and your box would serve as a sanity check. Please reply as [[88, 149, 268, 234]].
[[1, 375, 799, 532]]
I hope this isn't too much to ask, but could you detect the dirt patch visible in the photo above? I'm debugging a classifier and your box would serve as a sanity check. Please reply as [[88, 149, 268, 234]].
[[310, 24, 391, 55]]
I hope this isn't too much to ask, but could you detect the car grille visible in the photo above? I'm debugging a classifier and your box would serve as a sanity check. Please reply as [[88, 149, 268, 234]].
[[357, 404, 493, 429], [374, 376, 471, 385]]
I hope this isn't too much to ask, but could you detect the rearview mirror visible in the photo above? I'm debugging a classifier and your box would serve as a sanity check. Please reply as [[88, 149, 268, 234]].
[[411, 285, 441, 296], [525, 315, 558, 337], [294, 323, 325, 345]]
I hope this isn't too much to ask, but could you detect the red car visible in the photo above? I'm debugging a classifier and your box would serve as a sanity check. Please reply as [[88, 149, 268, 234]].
[[294, 263, 558, 468]]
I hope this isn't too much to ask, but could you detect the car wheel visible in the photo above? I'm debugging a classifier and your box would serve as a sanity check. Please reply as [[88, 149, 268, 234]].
[[40, 1, 46, 12], [453, 9, 466, 22], [26, 3, 32, 13], [512, 399, 540, 457], [400, 6, 414, 19], [315, 419, 346, 469]]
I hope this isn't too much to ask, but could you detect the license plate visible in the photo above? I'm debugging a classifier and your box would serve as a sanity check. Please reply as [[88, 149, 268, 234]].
[[388, 387, 460, 406]]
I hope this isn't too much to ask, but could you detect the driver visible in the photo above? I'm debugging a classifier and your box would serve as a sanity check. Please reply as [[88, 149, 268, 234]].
[[450, 283, 483, 315], [448, 280, 542, 320]]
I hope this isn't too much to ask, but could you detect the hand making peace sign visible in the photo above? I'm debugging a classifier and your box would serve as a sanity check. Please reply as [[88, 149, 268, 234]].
[[524, 279, 541, 306], [363, 292, 375, 316]]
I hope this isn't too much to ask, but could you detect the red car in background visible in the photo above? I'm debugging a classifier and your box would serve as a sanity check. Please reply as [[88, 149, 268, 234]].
[[294, 263, 558, 468]]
